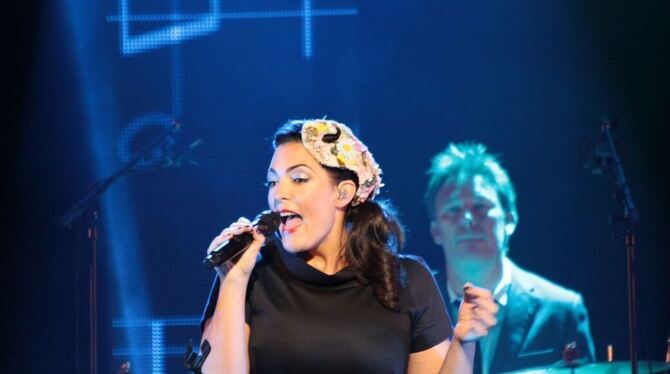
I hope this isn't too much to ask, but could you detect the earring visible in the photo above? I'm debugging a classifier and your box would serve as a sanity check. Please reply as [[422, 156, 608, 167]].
[[338, 190, 347, 200]]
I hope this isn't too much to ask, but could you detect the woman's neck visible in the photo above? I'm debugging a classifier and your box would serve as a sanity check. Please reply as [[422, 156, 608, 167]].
[[304, 251, 346, 275], [303, 220, 349, 275]]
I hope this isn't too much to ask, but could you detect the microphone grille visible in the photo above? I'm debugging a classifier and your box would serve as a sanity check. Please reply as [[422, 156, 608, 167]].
[[255, 211, 281, 236]]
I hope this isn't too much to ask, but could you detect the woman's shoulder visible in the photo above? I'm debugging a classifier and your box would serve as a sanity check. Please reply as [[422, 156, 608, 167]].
[[398, 254, 433, 272], [396, 254, 450, 334], [397, 254, 438, 286]]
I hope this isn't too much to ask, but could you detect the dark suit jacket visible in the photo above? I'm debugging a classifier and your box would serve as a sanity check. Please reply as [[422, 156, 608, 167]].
[[442, 260, 596, 373]]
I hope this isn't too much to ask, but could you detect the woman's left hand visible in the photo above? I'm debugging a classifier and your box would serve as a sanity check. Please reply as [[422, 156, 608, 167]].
[[453, 282, 499, 343]]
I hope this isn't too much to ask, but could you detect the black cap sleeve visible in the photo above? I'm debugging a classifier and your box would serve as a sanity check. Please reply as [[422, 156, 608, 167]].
[[401, 255, 453, 352]]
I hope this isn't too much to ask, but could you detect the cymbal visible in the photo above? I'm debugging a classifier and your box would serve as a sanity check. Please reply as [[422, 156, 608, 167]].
[[502, 361, 670, 373]]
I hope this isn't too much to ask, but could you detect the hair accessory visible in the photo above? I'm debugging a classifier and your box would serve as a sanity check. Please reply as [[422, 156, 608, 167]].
[[301, 120, 383, 205]]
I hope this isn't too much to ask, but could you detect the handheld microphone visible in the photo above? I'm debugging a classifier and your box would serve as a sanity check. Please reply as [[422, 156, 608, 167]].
[[203, 210, 281, 269]]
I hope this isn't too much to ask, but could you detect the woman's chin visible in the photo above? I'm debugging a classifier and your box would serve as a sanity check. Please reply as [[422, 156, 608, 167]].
[[281, 238, 304, 253]]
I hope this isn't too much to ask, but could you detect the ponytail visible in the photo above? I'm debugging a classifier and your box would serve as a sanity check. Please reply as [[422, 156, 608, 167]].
[[345, 200, 404, 311]]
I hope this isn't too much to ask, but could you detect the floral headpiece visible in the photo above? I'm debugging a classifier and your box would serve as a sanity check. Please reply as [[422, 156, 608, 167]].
[[301, 119, 383, 206]]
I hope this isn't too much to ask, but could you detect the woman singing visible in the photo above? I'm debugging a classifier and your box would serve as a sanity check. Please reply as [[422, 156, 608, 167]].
[[200, 119, 497, 373]]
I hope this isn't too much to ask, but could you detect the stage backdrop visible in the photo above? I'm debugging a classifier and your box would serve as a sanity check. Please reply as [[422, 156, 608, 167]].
[[13, 0, 669, 373]]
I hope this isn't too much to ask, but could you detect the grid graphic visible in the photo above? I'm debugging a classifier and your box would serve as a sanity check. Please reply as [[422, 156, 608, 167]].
[[109, 0, 359, 168], [112, 316, 201, 373], [107, 0, 358, 58]]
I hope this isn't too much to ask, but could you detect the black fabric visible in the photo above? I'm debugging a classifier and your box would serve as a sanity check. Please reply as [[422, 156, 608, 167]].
[[201, 239, 453, 373]]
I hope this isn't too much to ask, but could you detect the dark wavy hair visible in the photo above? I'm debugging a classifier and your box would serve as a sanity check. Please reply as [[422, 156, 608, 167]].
[[273, 120, 405, 311]]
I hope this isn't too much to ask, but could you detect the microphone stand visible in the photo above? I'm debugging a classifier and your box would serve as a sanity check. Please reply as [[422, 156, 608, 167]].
[[59, 121, 181, 374], [601, 118, 640, 374]]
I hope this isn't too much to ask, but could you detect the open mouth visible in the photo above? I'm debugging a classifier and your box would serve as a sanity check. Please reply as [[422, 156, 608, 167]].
[[279, 211, 303, 233]]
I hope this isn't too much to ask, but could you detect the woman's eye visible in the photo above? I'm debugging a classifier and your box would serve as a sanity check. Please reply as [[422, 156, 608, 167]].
[[293, 177, 308, 184], [264, 181, 277, 188]]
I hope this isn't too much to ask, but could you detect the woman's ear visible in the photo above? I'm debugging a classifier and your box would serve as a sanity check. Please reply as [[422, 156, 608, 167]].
[[335, 180, 357, 208]]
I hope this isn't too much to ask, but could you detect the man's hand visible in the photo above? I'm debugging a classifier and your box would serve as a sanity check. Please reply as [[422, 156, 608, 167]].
[[453, 282, 499, 342]]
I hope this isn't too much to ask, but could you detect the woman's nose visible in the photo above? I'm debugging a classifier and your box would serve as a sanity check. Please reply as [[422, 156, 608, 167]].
[[272, 180, 290, 205]]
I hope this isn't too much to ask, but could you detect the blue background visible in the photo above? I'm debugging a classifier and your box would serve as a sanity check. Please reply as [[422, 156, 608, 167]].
[[3, 1, 669, 373]]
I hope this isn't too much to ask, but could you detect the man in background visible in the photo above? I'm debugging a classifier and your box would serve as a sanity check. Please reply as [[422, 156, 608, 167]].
[[424, 142, 595, 373]]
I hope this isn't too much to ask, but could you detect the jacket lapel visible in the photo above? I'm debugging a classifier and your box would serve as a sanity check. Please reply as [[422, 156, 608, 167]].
[[489, 263, 539, 373]]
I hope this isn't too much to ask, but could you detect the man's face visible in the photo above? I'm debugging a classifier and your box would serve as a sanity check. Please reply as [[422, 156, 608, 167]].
[[430, 175, 513, 267]]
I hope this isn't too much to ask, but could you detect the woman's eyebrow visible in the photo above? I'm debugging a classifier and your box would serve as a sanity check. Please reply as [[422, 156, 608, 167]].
[[267, 163, 312, 175]]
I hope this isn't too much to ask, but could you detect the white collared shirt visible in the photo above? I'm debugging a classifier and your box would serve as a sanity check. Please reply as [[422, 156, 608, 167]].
[[447, 256, 512, 374]]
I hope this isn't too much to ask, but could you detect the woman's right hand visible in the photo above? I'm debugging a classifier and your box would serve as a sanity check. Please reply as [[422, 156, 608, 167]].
[[206, 217, 266, 282]]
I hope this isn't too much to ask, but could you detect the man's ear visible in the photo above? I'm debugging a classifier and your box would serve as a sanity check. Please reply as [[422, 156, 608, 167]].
[[430, 221, 443, 245], [335, 180, 357, 208], [504, 212, 517, 236]]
